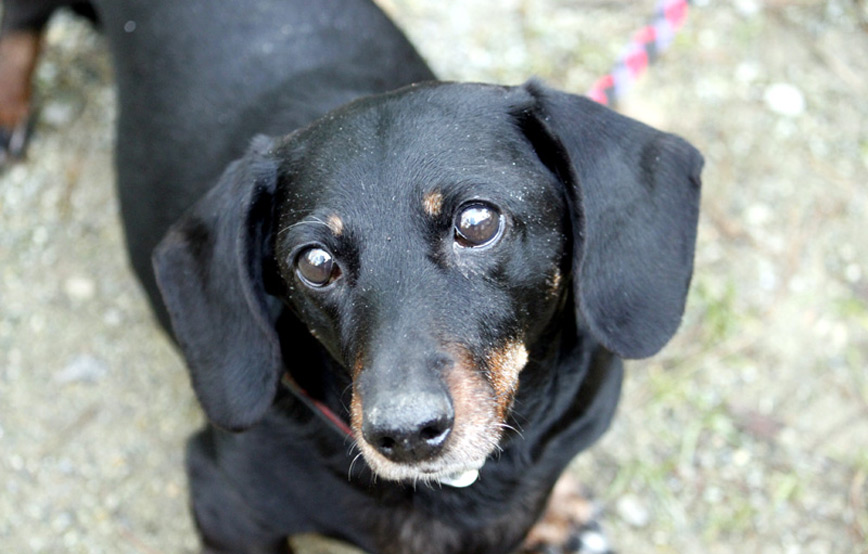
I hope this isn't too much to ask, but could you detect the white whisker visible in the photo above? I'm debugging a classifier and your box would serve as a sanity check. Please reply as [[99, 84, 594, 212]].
[[348, 452, 364, 481], [494, 421, 524, 439]]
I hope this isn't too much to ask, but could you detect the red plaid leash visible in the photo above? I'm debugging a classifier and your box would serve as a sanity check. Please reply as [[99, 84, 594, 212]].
[[587, 0, 694, 107]]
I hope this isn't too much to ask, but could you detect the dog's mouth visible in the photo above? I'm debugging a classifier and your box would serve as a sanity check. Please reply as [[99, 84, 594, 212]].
[[362, 454, 489, 488]]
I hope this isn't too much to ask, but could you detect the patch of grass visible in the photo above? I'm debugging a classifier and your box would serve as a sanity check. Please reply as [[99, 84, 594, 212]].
[[690, 277, 739, 347], [605, 455, 685, 531], [835, 295, 868, 323], [645, 363, 694, 405], [852, 454, 868, 548], [834, 297, 868, 398], [770, 470, 803, 508], [701, 498, 759, 543]]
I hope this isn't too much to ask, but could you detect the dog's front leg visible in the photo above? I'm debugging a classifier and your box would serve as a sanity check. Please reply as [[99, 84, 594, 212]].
[[0, 0, 99, 164], [187, 429, 293, 554], [0, 27, 40, 163]]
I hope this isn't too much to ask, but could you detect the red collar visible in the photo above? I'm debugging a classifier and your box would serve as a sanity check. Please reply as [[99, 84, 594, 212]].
[[280, 372, 354, 437]]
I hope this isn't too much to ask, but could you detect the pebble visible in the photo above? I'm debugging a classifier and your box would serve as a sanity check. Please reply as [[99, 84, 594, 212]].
[[41, 102, 78, 127], [63, 275, 97, 301], [764, 83, 806, 117], [578, 527, 612, 553], [732, 448, 752, 467], [735, 61, 761, 84], [55, 354, 109, 384], [734, 0, 762, 16], [703, 486, 724, 504], [745, 203, 771, 227], [616, 494, 650, 528]]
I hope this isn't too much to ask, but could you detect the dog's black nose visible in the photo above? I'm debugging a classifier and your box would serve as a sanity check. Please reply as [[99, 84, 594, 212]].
[[362, 393, 454, 464]]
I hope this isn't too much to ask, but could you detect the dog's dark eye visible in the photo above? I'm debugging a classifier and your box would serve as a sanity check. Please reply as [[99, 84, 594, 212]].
[[296, 247, 340, 287], [454, 203, 503, 248]]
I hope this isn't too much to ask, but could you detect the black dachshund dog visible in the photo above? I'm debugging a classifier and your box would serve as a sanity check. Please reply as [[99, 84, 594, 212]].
[[0, 1, 702, 552]]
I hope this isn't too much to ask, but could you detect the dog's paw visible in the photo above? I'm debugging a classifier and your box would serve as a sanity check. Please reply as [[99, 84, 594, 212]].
[[0, 31, 41, 168], [0, 114, 33, 167], [523, 520, 614, 554], [521, 474, 615, 554]]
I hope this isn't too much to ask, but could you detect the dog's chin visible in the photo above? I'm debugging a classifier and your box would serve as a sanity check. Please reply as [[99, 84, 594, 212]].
[[360, 451, 488, 487]]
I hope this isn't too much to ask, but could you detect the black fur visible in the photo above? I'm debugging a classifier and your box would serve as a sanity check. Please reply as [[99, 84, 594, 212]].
[[2, 1, 702, 552]]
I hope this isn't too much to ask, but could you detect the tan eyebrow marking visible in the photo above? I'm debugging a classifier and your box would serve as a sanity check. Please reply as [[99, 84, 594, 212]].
[[327, 213, 344, 236], [422, 190, 444, 217]]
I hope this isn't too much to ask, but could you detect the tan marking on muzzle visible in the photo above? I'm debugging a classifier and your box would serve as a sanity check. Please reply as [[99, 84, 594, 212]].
[[350, 387, 364, 440], [351, 353, 365, 379], [446, 346, 501, 446], [485, 341, 529, 420]]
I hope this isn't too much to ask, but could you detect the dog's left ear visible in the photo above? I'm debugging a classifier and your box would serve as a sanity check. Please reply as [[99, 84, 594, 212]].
[[519, 82, 703, 359], [152, 136, 284, 431]]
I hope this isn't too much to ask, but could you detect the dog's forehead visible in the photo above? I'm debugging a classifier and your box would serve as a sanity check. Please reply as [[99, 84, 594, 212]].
[[281, 83, 545, 216], [319, 82, 525, 139]]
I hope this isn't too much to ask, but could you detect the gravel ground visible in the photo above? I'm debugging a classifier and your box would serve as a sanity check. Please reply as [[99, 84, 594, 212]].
[[2, 1, 867, 553]]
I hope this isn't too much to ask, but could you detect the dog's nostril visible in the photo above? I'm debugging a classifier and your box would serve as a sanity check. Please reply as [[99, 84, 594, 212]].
[[420, 423, 449, 444], [378, 436, 397, 452]]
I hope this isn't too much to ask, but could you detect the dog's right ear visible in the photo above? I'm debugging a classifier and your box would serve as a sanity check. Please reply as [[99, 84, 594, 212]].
[[517, 82, 703, 359], [152, 136, 284, 432]]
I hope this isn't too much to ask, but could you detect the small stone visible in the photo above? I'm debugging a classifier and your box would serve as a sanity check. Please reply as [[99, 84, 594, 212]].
[[577, 528, 611, 554], [41, 101, 77, 127], [64, 275, 96, 301], [732, 448, 752, 467], [703, 486, 724, 504], [103, 308, 123, 327], [56, 354, 109, 384], [745, 203, 771, 227], [616, 494, 650, 528], [764, 83, 806, 117], [734, 0, 762, 16], [735, 61, 761, 84]]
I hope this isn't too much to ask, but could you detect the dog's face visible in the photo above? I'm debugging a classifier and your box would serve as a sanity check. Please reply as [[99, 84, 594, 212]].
[[153, 81, 702, 485], [272, 86, 570, 482]]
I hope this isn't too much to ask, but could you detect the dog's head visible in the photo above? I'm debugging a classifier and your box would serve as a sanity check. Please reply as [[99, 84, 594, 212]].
[[153, 81, 702, 484]]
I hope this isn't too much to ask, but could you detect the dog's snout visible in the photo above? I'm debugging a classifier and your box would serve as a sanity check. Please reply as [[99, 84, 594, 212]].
[[362, 393, 454, 464]]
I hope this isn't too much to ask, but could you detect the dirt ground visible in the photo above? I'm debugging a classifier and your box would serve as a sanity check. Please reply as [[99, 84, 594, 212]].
[[1, 1, 866, 552]]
